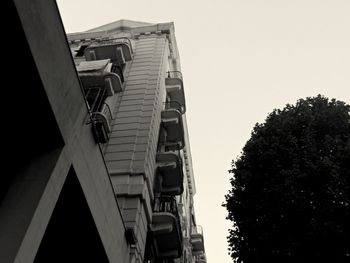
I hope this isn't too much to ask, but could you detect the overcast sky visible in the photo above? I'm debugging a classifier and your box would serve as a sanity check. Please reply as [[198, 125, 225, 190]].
[[57, 0, 350, 262]]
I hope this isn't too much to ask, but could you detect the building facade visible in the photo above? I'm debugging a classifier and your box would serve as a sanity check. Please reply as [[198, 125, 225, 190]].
[[1, 1, 206, 263]]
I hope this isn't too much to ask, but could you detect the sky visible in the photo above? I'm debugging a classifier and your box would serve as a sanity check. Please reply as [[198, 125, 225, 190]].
[[56, 0, 350, 262]]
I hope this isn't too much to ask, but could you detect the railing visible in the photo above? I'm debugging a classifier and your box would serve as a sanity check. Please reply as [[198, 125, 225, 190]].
[[111, 63, 124, 83], [157, 147, 182, 158], [194, 252, 207, 263], [77, 59, 123, 94], [89, 37, 133, 54], [165, 71, 186, 113], [156, 148, 184, 196], [158, 134, 184, 152], [156, 149, 183, 169], [191, 225, 205, 253], [166, 71, 183, 80], [191, 225, 203, 236], [99, 101, 113, 126], [154, 196, 179, 215], [84, 88, 114, 128], [84, 87, 107, 114], [152, 196, 183, 259], [158, 137, 182, 153], [160, 109, 185, 149], [164, 101, 183, 113], [164, 143, 182, 152], [153, 196, 182, 240]]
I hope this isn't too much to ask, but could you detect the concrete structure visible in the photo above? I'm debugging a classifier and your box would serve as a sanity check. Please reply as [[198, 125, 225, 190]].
[[1, 1, 206, 263]]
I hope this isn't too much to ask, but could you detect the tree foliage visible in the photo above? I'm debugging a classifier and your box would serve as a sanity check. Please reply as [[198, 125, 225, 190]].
[[224, 95, 350, 263]]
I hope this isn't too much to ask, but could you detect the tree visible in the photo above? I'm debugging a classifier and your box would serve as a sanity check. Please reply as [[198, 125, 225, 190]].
[[224, 95, 350, 263]]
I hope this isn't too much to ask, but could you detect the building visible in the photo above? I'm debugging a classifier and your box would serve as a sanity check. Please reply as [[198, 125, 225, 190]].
[[1, 1, 206, 263]]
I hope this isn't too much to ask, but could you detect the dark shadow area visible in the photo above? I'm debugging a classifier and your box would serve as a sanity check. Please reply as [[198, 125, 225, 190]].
[[34, 167, 109, 263], [1, 1, 64, 204]]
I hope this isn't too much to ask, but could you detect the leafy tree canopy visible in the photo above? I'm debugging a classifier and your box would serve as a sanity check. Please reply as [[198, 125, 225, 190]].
[[224, 95, 350, 263]]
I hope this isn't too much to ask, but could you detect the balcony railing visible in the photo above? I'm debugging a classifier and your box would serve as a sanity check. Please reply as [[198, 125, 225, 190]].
[[194, 252, 207, 263], [151, 197, 183, 259], [155, 150, 184, 195], [159, 109, 185, 149], [91, 96, 114, 143], [165, 71, 186, 113], [77, 59, 123, 94], [191, 225, 205, 253], [84, 37, 133, 64], [153, 196, 179, 214], [167, 71, 183, 81], [192, 225, 203, 236], [164, 100, 183, 114]]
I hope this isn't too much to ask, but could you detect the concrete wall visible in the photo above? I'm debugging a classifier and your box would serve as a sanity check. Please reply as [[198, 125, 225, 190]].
[[106, 35, 167, 177], [0, 1, 131, 262], [105, 34, 169, 262]]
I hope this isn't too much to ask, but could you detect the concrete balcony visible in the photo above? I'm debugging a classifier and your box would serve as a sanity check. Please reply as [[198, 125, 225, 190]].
[[165, 71, 186, 114], [84, 37, 133, 65], [160, 109, 185, 149], [151, 197, 183, 259], [91, 96, 114, 143], [155, 151, 184, 195], [191, 225, 205, 253], [77, 59, 123, 94]]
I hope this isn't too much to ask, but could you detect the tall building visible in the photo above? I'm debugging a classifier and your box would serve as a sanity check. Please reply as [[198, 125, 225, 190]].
[[2, 1, 206, 263]]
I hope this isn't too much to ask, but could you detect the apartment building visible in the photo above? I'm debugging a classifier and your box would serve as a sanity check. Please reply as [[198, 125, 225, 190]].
[[1, 1, 206, 263]]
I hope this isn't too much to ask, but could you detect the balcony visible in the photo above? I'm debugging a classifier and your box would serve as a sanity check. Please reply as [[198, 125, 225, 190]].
[[91, 96, 114, 143], [84, 37, 133, 65], [159, 109, 185, 149], [165, 71, 186, 114], [155, 151, 184, 195], [195, 252, 207, 263], [164, 100, 184, 115], [77, 59, 123, 94], [191, 225, 205, 253], [151, 197, 183, 259]]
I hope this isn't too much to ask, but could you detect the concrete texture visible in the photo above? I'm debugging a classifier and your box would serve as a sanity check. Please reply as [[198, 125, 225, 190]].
[[0, 1, 130, 262]]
